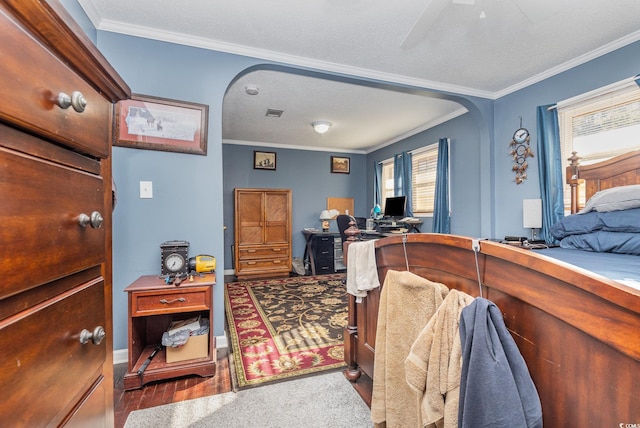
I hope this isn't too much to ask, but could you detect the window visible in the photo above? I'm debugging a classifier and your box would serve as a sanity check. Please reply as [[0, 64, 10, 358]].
[[558, 80, 640, 210], [380, 159, 394, 212], [379, 143, 439, 215]]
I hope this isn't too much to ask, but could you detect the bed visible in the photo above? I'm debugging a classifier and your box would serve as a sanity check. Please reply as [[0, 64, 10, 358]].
[[343, 150, 640, 426]]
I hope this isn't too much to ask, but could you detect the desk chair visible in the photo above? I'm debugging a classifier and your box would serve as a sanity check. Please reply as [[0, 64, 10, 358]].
[[337, 215, 364, 245]]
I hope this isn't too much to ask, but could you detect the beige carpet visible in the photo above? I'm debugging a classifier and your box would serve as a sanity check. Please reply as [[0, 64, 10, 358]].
[[124, 371, 371, 428]]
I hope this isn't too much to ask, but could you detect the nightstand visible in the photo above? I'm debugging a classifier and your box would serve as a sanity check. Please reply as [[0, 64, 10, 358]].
[[123, 275, 217, 390]]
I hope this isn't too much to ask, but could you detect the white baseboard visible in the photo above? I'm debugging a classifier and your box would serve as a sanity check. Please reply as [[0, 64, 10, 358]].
[[113, 348, 128, 365], [113, 334, 228, 366]]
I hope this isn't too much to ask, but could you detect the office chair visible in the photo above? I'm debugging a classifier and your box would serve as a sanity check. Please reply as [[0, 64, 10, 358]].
[[337, 214, 362, 245], [336, 215, 351, 244]]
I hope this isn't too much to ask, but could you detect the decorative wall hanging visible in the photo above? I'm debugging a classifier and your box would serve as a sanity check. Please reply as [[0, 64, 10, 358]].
[[509, 118, 534, 184], [115, 94, 208, 155], [331, 156, 350, 174], [254, 151, 276, 170]]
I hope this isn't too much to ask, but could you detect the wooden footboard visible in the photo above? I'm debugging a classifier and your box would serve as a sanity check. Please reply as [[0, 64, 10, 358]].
[[344, 233, 640, 426]]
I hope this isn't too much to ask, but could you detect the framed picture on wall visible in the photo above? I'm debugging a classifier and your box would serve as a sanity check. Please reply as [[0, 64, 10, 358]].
[[114, 94, 208, 155], [254, 151, 276, 170], [331, 156, 350, 174]]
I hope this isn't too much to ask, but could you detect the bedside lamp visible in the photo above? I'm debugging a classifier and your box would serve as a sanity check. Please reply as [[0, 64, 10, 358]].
[[523, 199, 542, 241]]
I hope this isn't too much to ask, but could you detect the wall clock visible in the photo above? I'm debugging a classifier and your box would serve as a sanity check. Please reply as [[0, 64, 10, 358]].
[[513, 127, 530, 144], [509, 118, 534, 184]]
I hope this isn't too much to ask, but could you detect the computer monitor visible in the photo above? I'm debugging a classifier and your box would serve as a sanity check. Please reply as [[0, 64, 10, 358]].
[[383, 196, 406, 218]]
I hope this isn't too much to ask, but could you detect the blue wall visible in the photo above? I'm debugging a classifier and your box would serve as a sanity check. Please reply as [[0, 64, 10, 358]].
[[64, 2, 640, 351], [222, 144, 367, 268], [366, 112, 484, 238], [492, 42, 640, 240]]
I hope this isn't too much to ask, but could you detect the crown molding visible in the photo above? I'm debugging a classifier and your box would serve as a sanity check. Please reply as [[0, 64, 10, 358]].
[[495, 30, 640, 99], [92, 18, 495, 100], [222, 139, 367, 155], [83, 5, 640, 102]]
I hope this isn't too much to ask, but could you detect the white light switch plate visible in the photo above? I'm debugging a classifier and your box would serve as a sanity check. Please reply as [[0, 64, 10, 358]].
[[140, 181, 153, 198]]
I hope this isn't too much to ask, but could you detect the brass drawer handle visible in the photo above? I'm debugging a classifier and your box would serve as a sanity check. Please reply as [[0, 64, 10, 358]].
[[79, 326, 106, 345], [55, 91, 87, 113], [159, 297, 186, 304]]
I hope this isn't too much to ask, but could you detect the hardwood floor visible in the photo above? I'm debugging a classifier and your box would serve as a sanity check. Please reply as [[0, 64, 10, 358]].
[[114, 347, 233, 427]]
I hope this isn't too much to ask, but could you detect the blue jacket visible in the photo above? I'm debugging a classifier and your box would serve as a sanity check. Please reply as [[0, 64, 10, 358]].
[[458, 298, 543, 427]]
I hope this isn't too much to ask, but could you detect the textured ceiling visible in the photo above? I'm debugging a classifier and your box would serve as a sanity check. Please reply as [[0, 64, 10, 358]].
[[79, 0, 640, 152]]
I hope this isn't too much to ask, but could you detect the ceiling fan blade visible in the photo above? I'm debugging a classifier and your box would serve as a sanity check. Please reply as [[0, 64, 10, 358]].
[[511, 0, 561, 23], [401, 0, 450, 49]]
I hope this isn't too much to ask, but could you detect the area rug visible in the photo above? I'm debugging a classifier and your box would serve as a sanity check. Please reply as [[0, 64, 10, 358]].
[[124, 370, 371, 428], [225, 273, 347, 388]]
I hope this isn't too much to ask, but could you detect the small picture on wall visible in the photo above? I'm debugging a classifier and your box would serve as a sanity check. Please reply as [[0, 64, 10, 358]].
[[331, 156, 350, 174], [254, 151, 276, 170]]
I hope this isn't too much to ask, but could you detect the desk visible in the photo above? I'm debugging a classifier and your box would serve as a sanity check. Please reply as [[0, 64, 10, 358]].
[[302, 230, 344, 276], [374, 219, 423, 233]]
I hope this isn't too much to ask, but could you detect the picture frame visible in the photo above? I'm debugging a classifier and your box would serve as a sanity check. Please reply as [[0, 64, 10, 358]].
[[331, 156, 350, 174], [254, 151, 276, 170], [114, 94, 208, 156]]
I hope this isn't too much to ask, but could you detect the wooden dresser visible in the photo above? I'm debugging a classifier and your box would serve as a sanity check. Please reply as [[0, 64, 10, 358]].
[[234, 188, 292, 279], [0, 1, 129, 426]]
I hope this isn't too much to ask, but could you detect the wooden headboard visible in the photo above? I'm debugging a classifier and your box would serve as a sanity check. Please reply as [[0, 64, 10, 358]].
[[566, 149, 640, 213]]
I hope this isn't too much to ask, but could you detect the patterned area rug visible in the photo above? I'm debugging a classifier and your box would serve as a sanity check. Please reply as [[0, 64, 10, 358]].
[[225, 274, 347, 388]]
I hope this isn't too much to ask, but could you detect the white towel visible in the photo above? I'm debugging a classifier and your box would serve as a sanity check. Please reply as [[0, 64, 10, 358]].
[[346, 240, 380, 302]]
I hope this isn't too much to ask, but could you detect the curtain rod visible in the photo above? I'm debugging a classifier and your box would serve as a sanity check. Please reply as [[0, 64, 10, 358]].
[[548, 73, 640, 110]]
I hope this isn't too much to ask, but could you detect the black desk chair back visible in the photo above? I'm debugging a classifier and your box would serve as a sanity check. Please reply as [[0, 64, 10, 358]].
[[337, 215, 366, 244], [336, 214, 353, 244]]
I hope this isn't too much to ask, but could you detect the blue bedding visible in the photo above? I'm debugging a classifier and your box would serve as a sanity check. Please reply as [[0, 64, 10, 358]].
[[550, 208, 640, 239], [559, 231, 640, 255], [533, 247, 640, 290], [549, 208, 640, 255]]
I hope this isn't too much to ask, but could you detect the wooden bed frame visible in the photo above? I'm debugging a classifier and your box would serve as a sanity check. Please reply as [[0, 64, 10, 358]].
[[343, 150, 640, 426]]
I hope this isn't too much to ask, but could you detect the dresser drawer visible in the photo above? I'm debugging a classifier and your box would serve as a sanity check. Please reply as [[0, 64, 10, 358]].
[[0, 7, 111, 158], [238, 245, 289, 260], [131, 286, 211, 317], [0, 146, 104, 300], [238, 258, 290, 273], [0, 278, 105, 427]]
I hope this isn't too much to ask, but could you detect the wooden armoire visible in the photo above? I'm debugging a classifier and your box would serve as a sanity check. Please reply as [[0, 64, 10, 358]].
[[0, 1, 129, 426], [234, 188, 292, 279]]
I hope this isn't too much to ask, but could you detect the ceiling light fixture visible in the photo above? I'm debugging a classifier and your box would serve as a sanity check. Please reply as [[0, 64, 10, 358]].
[[312, 121, 332, 134], [245, 85, 259, 95]]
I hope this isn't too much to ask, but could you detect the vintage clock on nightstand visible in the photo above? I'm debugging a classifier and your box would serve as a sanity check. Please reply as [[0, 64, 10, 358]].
[[160, 240, 189, 275]]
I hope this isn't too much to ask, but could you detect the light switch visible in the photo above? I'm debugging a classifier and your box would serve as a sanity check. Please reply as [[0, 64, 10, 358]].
[[140, 181, 153, 198]]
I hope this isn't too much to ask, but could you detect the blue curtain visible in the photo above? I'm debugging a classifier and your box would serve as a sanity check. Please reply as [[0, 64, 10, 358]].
[[536, 105, 564, 243], [433, 138, 450, 233], [374, 161, 383, 209], [394, 151, 413, 216]]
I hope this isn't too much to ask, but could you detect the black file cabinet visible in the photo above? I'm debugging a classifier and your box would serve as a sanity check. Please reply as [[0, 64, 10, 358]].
[[311, 234, 335, 274]]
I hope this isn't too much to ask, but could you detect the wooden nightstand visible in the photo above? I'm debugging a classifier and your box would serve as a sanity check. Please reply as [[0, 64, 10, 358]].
[[123, 275, 217, 390]]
